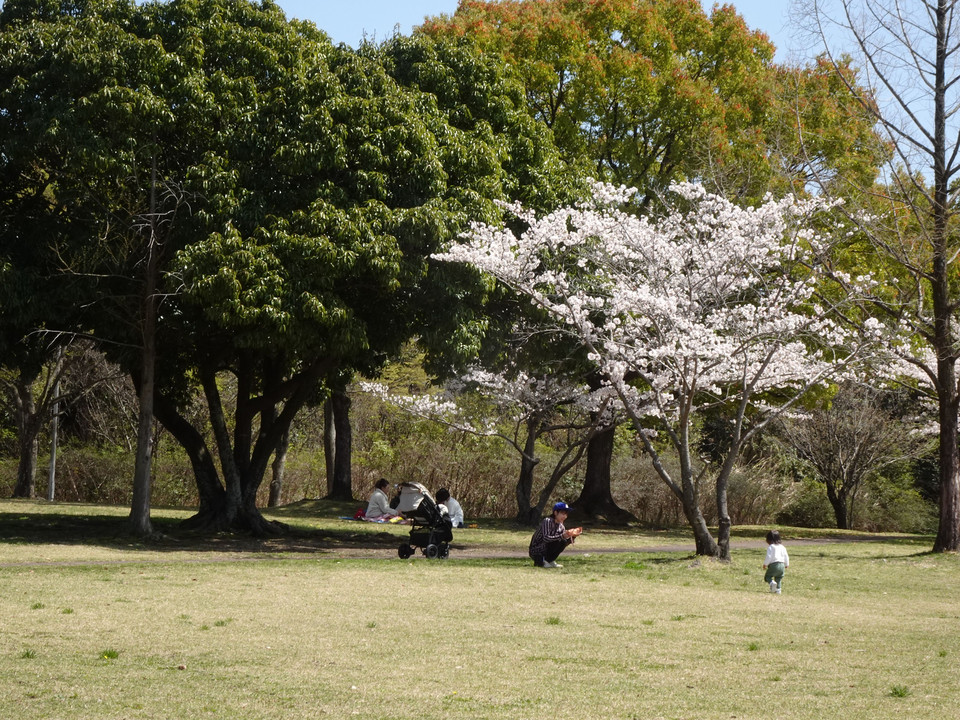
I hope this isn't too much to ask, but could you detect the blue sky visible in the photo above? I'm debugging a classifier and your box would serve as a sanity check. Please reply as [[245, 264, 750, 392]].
[[275, 1, 804, 60]]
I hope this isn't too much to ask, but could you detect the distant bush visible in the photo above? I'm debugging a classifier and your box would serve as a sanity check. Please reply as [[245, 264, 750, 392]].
[[858, 473, 937, 534], [724, 463, 799, 527], [611, 452, 685, 528], [775, 479, 835, 528]]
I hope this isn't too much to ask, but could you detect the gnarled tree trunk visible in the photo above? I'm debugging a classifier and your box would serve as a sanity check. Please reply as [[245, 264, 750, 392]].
[[11, 370, 40, 499], [152, 359, 329, 536], [573, 424, 632, 523], [323, 397, 335, 497], [327, 389, 354, 501]]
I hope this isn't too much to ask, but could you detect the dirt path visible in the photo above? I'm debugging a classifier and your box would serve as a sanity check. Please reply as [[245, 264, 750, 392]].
[[0, 526, 919, 567], [310, 534, 905, 561]]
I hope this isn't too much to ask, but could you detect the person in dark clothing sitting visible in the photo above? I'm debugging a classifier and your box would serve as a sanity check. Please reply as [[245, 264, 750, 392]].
[[528, 501, 582, 568]]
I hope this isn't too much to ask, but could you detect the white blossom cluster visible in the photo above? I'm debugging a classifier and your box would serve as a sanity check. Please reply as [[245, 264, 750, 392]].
[[453, 367, 613, 418], [357, 381, 490, 433], [360, 366, 614, 437], [434, 182, 877, 426]]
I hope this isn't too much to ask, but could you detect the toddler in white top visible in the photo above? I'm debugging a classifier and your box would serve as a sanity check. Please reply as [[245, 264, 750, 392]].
[[763, 529, 789, 594]]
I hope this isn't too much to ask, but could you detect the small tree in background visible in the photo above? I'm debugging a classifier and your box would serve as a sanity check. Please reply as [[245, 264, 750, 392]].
[[777, 383, 932, 529]]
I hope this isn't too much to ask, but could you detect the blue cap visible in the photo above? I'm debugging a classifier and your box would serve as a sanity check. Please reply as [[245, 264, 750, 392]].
[[553, 501, 571, 513]]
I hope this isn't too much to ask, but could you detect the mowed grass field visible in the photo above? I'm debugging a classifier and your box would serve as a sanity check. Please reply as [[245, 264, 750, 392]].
[[1, 500, 958, 720]]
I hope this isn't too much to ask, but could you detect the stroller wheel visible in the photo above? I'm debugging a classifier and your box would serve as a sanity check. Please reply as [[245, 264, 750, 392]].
[[398, 544, 413, 559], [439, 543, 450, 559], [425, 543, 440, 559]]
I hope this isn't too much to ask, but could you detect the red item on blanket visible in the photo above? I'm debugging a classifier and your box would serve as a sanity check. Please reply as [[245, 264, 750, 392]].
[[353, 508, 365, 520]]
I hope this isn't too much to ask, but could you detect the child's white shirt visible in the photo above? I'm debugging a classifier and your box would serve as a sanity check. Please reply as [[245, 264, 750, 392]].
[[765, 543, 789, 566]]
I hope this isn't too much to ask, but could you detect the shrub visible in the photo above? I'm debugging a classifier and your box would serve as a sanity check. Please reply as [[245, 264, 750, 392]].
[[858, 473, 937, 534], [775, 479, 835, 528], [613, 453, 686, 528], [50, 446, 134, 504], [725, 462, 798, 526]]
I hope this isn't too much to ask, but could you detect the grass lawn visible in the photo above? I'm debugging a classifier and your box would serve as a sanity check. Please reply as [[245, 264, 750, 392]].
[[1, 499, 957, 719]]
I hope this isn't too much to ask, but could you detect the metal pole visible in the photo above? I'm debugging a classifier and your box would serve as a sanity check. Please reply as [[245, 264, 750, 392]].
[[46, 350, 62, 502]]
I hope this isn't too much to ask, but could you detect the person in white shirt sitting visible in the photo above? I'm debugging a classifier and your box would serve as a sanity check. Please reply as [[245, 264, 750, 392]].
[[435, 487, 464, 528], [365, 478, 400, 521]]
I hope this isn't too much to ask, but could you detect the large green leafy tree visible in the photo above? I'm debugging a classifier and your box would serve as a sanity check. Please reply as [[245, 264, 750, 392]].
[[0, 0, 567, 534], [420, 0, 774, 202], [422, 1, 888, 199], [368, 34, 574, 367], [0, 0, 122, 499]]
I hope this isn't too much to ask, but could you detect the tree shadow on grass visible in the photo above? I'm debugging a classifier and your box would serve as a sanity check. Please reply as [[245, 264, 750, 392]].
[[0, 506, 407, 557], [806, 548, 944, 562], [0, 500, 935, 562]]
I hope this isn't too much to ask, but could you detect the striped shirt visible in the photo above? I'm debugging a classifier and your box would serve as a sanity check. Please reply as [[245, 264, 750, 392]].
[[529, 516, 570, 557]]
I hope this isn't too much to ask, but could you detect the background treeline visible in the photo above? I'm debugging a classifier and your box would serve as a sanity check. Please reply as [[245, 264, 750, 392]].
[[0, 343, 938, 533]]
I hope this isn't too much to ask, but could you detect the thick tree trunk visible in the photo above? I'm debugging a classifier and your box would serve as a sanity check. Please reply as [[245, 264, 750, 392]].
[[323, 397, 335, 497], [515, 417, 540, 524], [680, 475, 717, 556], [153, 357, 328, 536], [268, 429, 289, 507], [714, 476, 732, 562], [574, 425, 631, 522], [11, 371, 40, 499], [679, 409, 718, 556], [930, 232, 960, 548], [234, 354, 254, 480], [236, 456, 286, 535], [710, 427, 746, 562], [688, 514, 718, 556], [197, 366, 293, 535], [328, 390, 353, 500], [129, 210, 159, 536], [826, 483, 849, 530], [153, 392, 228, 529], [933, 364, 960, 552], [46, 350, 62, 502], [13, 424, 39, 499], [515, 458, 539, 524]]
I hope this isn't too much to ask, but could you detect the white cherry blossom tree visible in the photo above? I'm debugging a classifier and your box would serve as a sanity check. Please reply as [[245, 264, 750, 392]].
[[435, 181, 883, 559]]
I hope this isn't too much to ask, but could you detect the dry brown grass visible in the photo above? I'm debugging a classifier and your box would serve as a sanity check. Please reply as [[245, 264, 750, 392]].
[[1, 499, 957, 719]]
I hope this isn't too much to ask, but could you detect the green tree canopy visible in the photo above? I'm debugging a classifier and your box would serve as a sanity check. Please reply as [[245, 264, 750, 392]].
[[420, 0, 886, 204], [421, 0, 773, 201], [0, 0, 569, 533]]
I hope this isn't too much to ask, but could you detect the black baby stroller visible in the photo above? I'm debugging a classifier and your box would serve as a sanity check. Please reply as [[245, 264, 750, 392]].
[[396, 481, 453, 559]]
